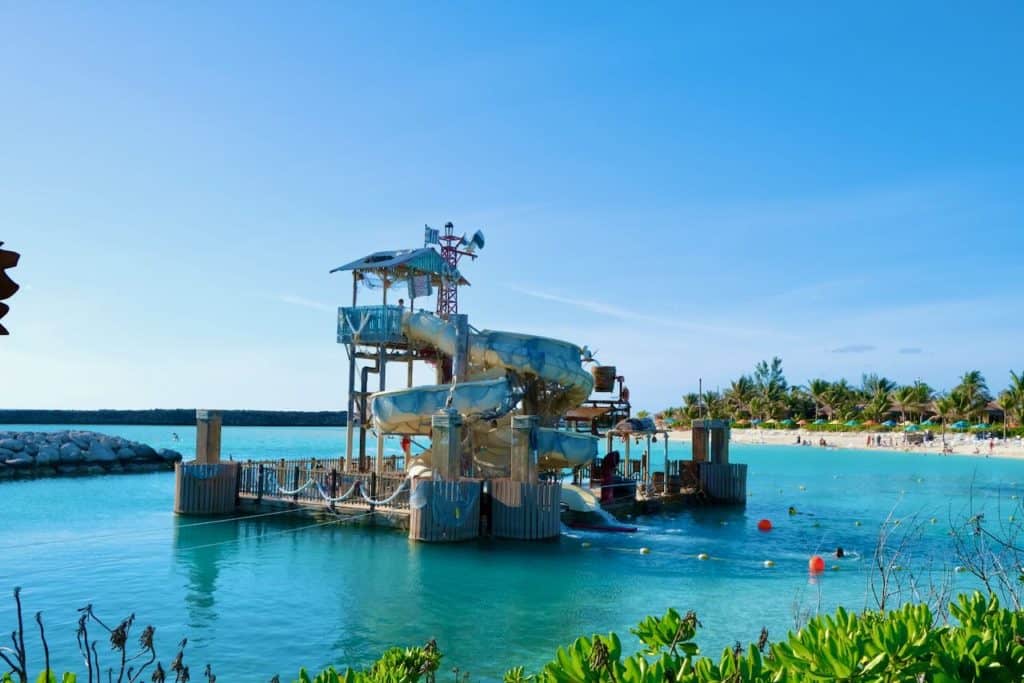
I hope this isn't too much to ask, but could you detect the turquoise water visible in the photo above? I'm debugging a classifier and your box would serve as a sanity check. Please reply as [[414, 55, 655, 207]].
[[2, 425, 1023, 680]]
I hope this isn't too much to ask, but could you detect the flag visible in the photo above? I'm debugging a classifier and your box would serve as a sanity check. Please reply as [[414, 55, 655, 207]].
[[424, 225, 440, 245], [408, 274, 432, 299]]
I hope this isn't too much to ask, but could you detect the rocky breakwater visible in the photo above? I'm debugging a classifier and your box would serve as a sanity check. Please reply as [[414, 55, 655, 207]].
[[0, 430, 183, 480]]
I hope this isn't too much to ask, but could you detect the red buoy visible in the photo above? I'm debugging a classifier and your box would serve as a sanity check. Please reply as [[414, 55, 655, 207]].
[[808, 555, 826, 573], [757, 519, 772, 532]]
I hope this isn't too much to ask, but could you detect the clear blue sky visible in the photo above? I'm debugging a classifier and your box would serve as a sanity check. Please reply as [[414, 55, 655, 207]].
[[3, 2, 1022, 411]]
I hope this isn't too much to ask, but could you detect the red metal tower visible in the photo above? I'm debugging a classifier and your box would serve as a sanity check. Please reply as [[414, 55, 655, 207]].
[[436, 222, 477, 319]]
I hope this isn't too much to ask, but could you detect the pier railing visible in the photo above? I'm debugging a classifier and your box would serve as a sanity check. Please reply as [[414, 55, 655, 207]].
[[237, 459, 410, 510]]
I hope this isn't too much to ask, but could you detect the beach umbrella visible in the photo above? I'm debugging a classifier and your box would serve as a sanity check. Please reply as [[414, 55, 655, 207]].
[[751, 418, 762, 425], [797, 419, 808, 426], [813, 419, 827, 425], [881, 420, 897, 428], [920, 419, 935, 426], [780, 418, 795, 426], [845, 420, 860, 427], [972, 423, 989, 430], [904, 424, 921, 432], [951, 420, 969, 430]]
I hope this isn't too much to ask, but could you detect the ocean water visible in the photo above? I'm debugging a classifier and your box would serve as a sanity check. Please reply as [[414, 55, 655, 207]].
[[2, 424, 1023, 681]]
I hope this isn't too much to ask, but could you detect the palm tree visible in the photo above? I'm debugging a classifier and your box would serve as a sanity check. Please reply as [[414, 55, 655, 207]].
[[954, 370, 992, 422], [703, 390, 727, 419], [861, 374, 897, 401], [724, 375, 755, 420], [682, 393, 702, 420], [753, 357, 788, 420], [890, 385, 918, 424], [823, 379, 855, 422], [1007, 370, 1024, 429], [806, 378, 831, 421], [910, 381, 935, 422], [934, 393, 959, 446], [861, 392, 891, 423]]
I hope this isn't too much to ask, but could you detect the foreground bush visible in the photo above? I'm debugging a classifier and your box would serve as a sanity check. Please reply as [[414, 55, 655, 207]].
[[290, 592, 1024, 683]]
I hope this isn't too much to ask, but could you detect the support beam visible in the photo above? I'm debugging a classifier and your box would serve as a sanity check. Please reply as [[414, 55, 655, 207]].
[[431, 409, 463, 480], [511, 415, 539, 484], [195, 409, 222, 465]]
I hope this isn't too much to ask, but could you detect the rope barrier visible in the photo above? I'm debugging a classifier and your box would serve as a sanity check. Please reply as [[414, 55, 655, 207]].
[[315, 479, 360, 503], [360, 477, 410, 506], [276, 477, 318, 496]]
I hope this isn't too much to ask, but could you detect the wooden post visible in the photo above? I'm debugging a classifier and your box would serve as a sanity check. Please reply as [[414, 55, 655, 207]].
[[292, 464, 300, 502], [692, 420, 709, 463], [431, 409, 463, 480], [511, 415, 538, 484], [256, 463, 264, 502], [369, 471, 378, 513], [330, 468, 338, 511], [195, 409, 222, 464]]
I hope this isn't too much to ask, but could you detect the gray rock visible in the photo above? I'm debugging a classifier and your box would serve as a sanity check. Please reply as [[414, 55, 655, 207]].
[[158, 448, 183, 462], [56, 464, 82, 476], [87, 441, 118, 463], [0, 447, 14, 461], [35, 446, 59, 465], [5, 457, 32, 468], [117, 447, 136, 461], [134, 443, 157, 459], [24, 442, 39, 455], [69, 432, 92, 449], [59, 442, 83, 463], [0, 438, 24, 452]]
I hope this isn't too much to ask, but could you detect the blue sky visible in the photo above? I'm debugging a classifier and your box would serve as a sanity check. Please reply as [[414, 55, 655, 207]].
[[2, 2, 1022, 411]]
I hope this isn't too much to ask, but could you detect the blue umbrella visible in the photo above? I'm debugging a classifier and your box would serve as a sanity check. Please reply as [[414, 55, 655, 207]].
[[813, 419, 827, 425], [951, 420, 969, 430], [972, 423, 989, 430], [920, 419, 935, 426], [845, 420, 860, 427], [881, 420, 897, 428], [904, 424, 920, 432], [752, 418, 762, 425]]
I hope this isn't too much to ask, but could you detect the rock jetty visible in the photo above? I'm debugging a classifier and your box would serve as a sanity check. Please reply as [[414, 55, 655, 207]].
[[0, 430, 183, 480]]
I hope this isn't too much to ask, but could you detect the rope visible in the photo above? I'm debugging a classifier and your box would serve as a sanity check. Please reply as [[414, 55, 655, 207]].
[[276, 477, 317, 496], [315, 479, 360, 503], [0, 508, 307, 552], [360, 477, 410, 505]]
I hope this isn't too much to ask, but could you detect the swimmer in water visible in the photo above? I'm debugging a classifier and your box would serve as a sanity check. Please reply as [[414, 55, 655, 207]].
[[835, 546, 845, 558], [788, 506, 798, 516], [171, 432, 180, 442]]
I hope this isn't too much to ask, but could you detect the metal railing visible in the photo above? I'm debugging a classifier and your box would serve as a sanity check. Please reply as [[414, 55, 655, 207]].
[[237, 459, 410, 510], [337, 305, 407, 345]]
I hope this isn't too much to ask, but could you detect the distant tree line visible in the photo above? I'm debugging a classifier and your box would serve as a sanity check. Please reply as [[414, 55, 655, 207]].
[[0, 409, 348, 427], [659, 358, 1024, 429]]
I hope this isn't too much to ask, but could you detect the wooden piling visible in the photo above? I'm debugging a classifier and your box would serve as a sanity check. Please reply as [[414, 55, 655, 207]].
[[698, 462, 747, 504], [408, 478, 481, 542], [490, 479, 561, 540], [174, 462, 240, 515]]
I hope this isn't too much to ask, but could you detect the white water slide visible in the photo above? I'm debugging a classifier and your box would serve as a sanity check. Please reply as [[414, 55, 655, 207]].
[[369, 312, 598, 470]]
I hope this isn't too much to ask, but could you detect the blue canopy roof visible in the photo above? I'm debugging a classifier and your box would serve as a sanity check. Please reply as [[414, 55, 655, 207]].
[[330, 247, 468, 286]]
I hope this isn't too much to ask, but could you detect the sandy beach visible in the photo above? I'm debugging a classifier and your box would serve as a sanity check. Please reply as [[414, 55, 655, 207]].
[[667, 428, 1024, 460]]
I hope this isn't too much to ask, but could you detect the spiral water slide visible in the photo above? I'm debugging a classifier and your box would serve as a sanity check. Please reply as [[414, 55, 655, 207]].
[[369, 312, 597, 470]]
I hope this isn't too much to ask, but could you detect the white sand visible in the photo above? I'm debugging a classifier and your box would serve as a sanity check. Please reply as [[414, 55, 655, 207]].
[[666, 428, 1024, 460]]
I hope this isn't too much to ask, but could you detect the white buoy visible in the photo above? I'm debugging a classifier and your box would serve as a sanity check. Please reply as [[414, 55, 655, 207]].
[[581, 541, 591, 548], [697, 552, 709, 561], [763, 560, 775, 568], [640, 547, 650, 554]]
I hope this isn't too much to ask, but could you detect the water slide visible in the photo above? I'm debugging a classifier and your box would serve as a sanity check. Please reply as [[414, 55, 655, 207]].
[[369, 311, 598, 471]]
